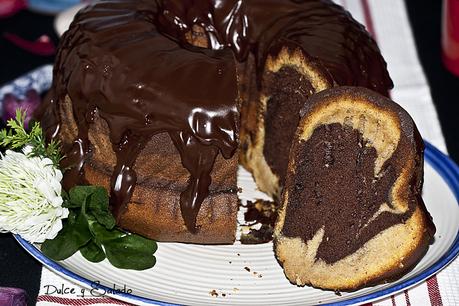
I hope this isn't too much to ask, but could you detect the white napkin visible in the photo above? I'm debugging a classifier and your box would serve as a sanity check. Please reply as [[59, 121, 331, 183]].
[[36, 0, 456, 305], [36, 269, 131, 305]]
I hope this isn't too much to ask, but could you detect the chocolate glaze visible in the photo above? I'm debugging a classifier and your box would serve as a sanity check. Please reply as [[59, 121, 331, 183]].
[[42, 0, 392, 233], [44, 0, 238, 232], [157, 0, 393, 95]]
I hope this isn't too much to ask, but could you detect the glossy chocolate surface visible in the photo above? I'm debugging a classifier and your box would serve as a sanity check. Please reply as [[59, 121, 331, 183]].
[[157, 0, 393, 94], [43, 0, 392, 233]]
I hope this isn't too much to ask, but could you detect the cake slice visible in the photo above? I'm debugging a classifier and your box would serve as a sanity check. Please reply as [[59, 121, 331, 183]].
[[274, 86, 435, 290]]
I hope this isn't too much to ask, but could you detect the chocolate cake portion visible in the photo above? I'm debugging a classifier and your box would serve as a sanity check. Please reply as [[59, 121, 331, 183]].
[[42, 0, 394, 244], [274, 87, 435, 290], [240, 46, 334, 198], [54, 96, 239, 244], [240, 199, 279, 244], [158, 0, 393, 95], [282, 123, 408, 264], [263, 67, 316, 186], [42, 0, 240, 238], [159, 0, 394, 201]]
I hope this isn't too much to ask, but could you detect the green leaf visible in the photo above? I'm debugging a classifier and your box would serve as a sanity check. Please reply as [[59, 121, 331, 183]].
[[68, 185, 99, 208], [41, 210, 92, 261], [61, 189, 69, 201], [45, 139, 63, 165], [87, 188, 115, 229], [68, 186, 115, 229], [43, 183, 157, 270], [80, 240, 106, 263], [90, 222, 157, 270], [0, 109, 62, 166], [67, 210, 77, 224], [63, 199, 80, 209], [104, 235, 157, 270]]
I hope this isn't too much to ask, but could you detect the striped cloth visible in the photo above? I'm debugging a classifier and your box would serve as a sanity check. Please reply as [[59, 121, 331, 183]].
[[336, 1, 455, 305], [36, 0, 457, 305]]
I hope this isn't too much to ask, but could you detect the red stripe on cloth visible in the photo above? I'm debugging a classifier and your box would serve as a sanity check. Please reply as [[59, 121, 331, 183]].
[[427, 276, 443, 305], [404, 290, 411, 306], [37, 295, 132, 305], [360, 0, 377, 40], [391, 295, 396, 306], [359, 0, 393, 100], [358, 4, 438, 306], [360, 303, 373, 306]]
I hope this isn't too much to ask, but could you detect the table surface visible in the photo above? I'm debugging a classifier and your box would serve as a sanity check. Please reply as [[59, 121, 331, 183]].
[[0, 1, 458, 305]]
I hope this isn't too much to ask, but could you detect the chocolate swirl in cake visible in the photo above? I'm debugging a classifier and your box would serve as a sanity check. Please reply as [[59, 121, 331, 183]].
[[282, 123, 415, 263], [273, 87, 434, 290], [42, 0, 393, 233]]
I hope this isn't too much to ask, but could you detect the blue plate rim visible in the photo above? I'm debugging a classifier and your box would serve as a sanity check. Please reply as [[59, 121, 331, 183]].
[[14, 141, 459, 306]]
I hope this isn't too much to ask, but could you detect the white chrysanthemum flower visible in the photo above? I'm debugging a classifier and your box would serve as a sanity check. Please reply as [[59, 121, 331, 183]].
[[0, 148, 68, 243]]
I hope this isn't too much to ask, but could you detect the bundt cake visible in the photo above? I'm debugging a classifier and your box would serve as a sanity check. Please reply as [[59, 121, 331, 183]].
[[274, 87, 435, 290], [40, 0, 437, 291], [41, 0, 394, 244]]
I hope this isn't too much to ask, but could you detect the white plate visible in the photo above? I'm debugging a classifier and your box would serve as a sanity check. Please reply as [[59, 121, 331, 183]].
[[3, 64, 459, 306], [28, 0, 81, 15], [13, 141, 459, 306], [54, 3, 87, 36]]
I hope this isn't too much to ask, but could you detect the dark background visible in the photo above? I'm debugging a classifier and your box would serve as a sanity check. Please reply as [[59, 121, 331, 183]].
[[0, 1, 458, 304]]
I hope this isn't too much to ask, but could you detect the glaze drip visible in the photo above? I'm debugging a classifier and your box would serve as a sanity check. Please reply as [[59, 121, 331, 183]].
[[109, 132, 148, 220], [170, 131, 219, 232]]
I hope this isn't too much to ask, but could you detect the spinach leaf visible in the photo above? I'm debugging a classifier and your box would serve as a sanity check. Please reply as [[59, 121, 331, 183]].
[[86, 187, 115, 230], [80, 240, 106, 263], [41, 185, 157, 270], [41, 208, 92, 260], [90, 222, 157, 270], [68, 185, 100, 208], [104, 235, 157, 270]]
